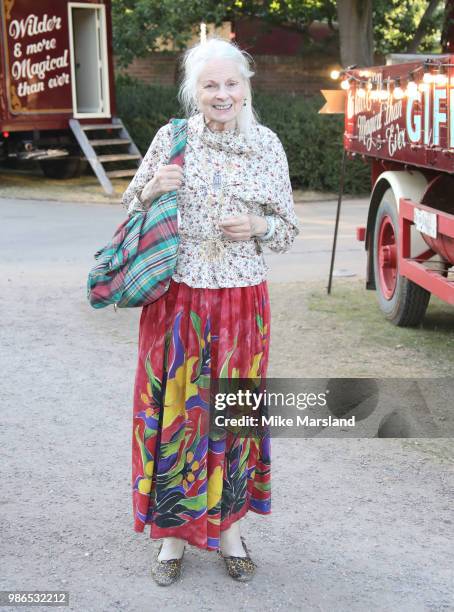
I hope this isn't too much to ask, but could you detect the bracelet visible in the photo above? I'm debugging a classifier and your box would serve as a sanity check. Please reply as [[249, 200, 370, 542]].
[[257, 215, 276, 242]]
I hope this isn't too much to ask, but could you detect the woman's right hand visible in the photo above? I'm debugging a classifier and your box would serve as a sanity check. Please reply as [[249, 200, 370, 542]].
[[140, 164, 184, 204]]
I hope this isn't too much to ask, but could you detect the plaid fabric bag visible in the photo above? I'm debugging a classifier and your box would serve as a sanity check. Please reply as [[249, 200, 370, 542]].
[[87, 118, 188, 309]]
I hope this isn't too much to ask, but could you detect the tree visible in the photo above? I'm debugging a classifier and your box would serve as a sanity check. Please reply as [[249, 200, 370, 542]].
[[111, 0, 225, 67], [336, 0, 373, 67], [441, 0, 454, 50], [111, 0, 338, 67], [407, 0, 443, 52], [111, 0, 445, 68], [372, 0, 444, 56]]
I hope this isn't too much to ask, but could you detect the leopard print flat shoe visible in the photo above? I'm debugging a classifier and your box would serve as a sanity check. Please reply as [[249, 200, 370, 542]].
[[219, 536, 257, 582], [151, 543, 185, 586]]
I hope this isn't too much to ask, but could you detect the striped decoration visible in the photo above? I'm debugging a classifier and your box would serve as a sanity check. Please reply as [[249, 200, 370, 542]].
[[87, 118, 188, 309]]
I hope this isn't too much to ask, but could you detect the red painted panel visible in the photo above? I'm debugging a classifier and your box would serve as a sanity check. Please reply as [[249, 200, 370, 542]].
[[0, 0, 114, 132], [2, 0, 73, 114], [343, 59, 454, 174], [399, 198, 454, 303]]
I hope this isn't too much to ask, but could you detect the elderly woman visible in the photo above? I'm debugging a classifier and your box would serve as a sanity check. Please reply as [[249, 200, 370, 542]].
[[121, 37, 300, 585]]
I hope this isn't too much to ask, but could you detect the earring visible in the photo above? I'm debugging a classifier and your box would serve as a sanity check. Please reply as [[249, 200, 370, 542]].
[[243, 98, 247, 106]]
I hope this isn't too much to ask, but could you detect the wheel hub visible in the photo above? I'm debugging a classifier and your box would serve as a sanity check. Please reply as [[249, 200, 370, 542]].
[[377, 214, 398, 299]]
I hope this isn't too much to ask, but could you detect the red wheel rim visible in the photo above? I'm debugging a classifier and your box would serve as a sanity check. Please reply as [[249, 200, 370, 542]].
[[377, 214, 398, 300]]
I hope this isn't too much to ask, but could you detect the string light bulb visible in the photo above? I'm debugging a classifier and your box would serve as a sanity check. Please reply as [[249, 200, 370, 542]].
[[369, 82, 378, 100], [406, 73, 418, 96], [357, 81, 366, 97], [393, 78, 404, 99], [418, 81, 429, 93], [434, 66, 448, 86], [331, 61, 451, 101], [423, 62, 434, 84], [378, 79, 389, 101]]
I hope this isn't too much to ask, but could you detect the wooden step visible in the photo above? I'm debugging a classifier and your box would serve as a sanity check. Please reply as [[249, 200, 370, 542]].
[[106, 169, 137, 178], [88, 138, 131, 146], [69, 117, 142, 195], [97, 153, 141, 162], [81, 123, 123, 131]]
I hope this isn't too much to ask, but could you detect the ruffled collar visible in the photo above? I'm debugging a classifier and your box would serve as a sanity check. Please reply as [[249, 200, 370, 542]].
[[188, 112, 254, 155]]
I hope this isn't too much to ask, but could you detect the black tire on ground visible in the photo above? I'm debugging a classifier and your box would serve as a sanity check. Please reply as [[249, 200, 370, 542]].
[[39, 157, 86, 179], [372, 189, 431, 327]]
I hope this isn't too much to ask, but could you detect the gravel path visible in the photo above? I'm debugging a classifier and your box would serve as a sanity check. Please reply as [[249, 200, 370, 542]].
[[1, 196, 453, 612]]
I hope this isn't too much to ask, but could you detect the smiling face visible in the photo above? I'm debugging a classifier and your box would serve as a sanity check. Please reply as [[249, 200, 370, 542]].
[[196, 58, 246, 131]]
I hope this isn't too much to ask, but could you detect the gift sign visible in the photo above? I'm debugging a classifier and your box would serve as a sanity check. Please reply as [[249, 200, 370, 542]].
[[341, 58, 454, 173]]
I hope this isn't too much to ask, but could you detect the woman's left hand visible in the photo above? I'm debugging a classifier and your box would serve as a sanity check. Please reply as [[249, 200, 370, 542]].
[[218, 214, 267, 241]]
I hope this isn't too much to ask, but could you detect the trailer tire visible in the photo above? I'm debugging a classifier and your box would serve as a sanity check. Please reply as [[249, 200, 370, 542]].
[[373, 189, 430, 326], [39, 157, 85, 179]]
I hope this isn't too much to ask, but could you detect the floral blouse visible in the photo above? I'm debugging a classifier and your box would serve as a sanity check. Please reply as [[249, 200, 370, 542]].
[[121, 112, 300, 288]]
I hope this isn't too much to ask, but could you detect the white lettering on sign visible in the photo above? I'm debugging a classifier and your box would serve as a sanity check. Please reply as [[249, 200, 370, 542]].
[[386, 123, 406, 156], [8, 14, 62, 40], [424, 88, 431, 145], [48, 72, 70, 88], [450, 89, 454, 149], [406, 92, 422, 143], [348, 78, 454, 154], [11, 50, 68, 80], [414, 208, 437, 239], [17, 81, 45, 96], [433, 87, 447, 146], [8, 12, 69, 99], [26, 38, 57, 55], [384, 99, 403, 126], [357, 112, 382, 151], [347, 90, 372, 119]]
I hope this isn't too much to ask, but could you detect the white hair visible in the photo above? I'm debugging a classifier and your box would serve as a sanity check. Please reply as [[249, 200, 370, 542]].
[[178, 36, 260, 134]]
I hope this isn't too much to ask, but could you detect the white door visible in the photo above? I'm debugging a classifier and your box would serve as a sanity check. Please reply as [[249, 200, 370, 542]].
[[68, 3, 110, 118]]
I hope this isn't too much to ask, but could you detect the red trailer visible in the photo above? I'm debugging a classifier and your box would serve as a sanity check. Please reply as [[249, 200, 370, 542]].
[[0, 0, 141, 194], [327, 4, 454, 326]]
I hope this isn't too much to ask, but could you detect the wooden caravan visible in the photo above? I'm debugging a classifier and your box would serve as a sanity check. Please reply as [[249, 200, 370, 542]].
[[0, 0, 141, 194]]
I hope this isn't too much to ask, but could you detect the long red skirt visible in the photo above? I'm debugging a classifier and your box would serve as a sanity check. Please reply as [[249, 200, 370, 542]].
[[131, 278, 271, 551]]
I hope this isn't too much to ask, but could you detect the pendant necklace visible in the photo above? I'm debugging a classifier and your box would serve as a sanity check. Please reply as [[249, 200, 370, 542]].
[[201, 147, 227, 262]]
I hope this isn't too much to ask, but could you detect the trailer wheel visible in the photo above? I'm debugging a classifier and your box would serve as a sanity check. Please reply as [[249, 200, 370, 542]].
[[39, 157, 85, 179], [373, 189, 430, 326]]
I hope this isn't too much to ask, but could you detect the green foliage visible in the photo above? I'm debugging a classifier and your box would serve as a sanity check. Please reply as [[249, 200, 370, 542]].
[[373, 0, 444, 55], [116, 77, 370, 194], [111, 0, 339, 66], [112, 0, 229, 67], [112, 0, 445, 67], [252, 91, 370, 194], [115, 74, 182, 152]]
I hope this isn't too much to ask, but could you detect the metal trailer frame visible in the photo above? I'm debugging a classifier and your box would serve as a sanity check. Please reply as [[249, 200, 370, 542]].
[[399, 198, 454, 304]]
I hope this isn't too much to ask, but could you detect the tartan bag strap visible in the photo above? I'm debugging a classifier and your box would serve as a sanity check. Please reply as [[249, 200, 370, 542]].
[[168, 118, 188, 167]]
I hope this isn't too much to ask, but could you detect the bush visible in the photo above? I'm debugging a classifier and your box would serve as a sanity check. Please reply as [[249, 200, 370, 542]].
[[116, 75, 370, 194]]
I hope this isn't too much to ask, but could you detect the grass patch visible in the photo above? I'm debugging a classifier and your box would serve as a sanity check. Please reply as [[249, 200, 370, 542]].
[[307, 280, 454, 368]]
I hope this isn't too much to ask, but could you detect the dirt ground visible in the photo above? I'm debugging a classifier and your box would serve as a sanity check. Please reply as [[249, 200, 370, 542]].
[[1, 188, 453, 612], [268, 279, 454, 379]]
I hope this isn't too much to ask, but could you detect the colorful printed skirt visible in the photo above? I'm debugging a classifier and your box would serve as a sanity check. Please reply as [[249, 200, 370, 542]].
[[131, 278, 271, 551]]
